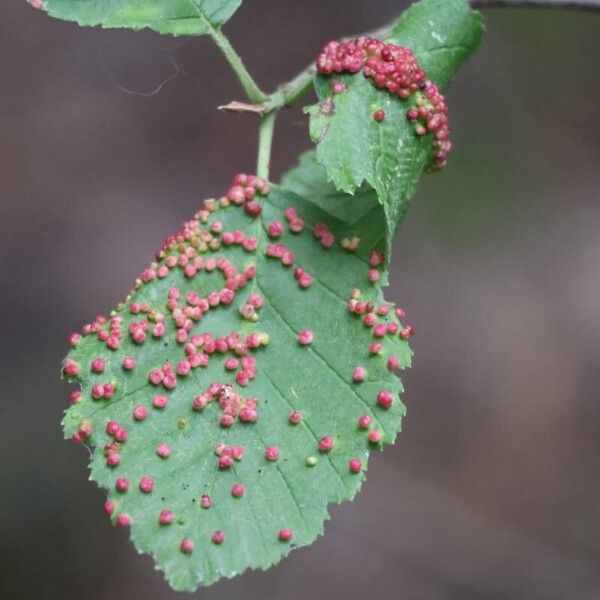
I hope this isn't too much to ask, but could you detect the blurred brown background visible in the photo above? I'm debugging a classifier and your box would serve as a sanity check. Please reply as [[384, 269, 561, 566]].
[[1, 1, 599, 598]]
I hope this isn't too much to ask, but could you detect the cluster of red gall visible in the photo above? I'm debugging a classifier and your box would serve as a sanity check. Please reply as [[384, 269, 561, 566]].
[[316, 37, 452, 170], [239, 292, 263, 321], [193, 383, 258, 428], [150, 328, 267, 391], [70, 315, 124, 351], [100, 420, 130, 467], [214, 442, 245, 470], [345, 248, 414, 420], [64, 171, 412, 560], [313, 221, 335, 248]]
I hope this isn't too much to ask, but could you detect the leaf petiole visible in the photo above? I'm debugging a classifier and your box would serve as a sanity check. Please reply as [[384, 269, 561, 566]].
[[256, 110, 277, 180]]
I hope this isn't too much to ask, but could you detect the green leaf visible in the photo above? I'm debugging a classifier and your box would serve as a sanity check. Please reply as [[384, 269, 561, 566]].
[[281, 150, 379, 225], [62, 175, 412, 590], [307, 0, 484, 253], [388, 0, 486, 89], [30, 0, 241, 36]]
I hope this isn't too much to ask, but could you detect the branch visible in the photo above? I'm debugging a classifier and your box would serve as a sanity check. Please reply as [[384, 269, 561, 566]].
[[208, 26, 269, 103], [186, 0, 268, 103], [256, 111, 277, 180]]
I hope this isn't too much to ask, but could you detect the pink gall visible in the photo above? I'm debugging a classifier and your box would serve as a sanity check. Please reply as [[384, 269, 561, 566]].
[[139, 476, 154, 493], [103, 382, 116, 399], [78, 420, 92, 438], [114, 427, 128, 443], [62, 360, 80, 377], [244, 201, 262, 218], [91, 384, 104, 400], [313, 223, 328, 238], [231, 483, 245, 498], [133, 405, 148, 421], [368, 269, 380, 283], [220, 414, 235, 428], [212, 530, 225, 545], [106, 421, 119, 436], [284, 207, 297, 221], [106, 453, 121, 468], [370, 250, 385, 267], [377, 304, 390, 316], [368, 429, 383, 444], [369, 342, 383, 355], [288, 410, 303, 425], [400, 326, 415, 340], [116, 513, 131, 527], [122, 357, 136, 371], [156, 443, 171, 459], [152, 394, 168, 409], [321, 232, 335, 249], [298, 329, 314, 345], [115, 477, 129, 493], [349, 458, 362, 473], [353, 366, 366, 383], [68, 332, 81, 347], [373, 324, 387, 338], [224, 357, 240, 371], [219, 455, 233, 470], [319, 436, 334, 452], [159, 510, 173, 525], [377, 390, 394, 409], [289, 218, 305, 233], [91, 358, 106, 373], [265, 446, 280, 461], [180, 538, 194, 554], [332, 80, 345, 94], [363, 313, 377, 327], [358, 415, 372, 429]]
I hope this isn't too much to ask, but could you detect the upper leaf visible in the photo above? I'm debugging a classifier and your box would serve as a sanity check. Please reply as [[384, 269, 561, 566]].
[[388, 0, 486, 89], [29, 0, 242, 36], [307, 0, 484, 253], [62, 172, 414, 590]]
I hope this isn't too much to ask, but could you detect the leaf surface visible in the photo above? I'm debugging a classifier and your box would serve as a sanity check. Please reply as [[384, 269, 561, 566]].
[[63, 174, 412, 590], [29, 0, 241, 36]]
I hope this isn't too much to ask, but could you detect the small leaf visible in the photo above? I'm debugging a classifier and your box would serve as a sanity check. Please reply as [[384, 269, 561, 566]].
[[307, 0, 484, 253], [30, 0, 242, 36], [281, 150, 379, 225], [62, 174, 413, 590]]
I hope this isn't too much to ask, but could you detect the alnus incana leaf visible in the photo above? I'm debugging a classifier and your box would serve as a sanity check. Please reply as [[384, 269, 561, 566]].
[[27, 0, 242, 36], [62, 169, 414, 590], [307, 0, 484, 256]]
